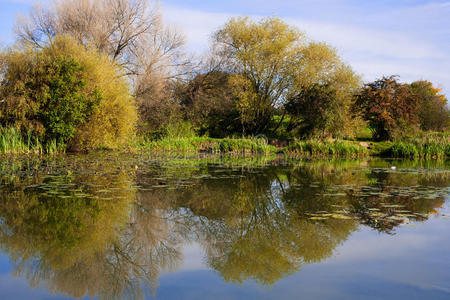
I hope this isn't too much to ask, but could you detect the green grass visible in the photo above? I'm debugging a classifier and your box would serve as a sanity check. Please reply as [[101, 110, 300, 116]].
[[367, 141, 393, 156], [285, 139, 368, 157], [355, 126, 373, 141], [0, 127, 64, 154], [382, 136, 450, 159], [140, 136, 277, 154]]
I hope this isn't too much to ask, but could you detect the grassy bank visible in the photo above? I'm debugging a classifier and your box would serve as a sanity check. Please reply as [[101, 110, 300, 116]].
[[139, 136, 277, 154], [285, 140, 368, 158], [2, 125, 449, 159], [381, 137, 450, 159], [283, 137, 450, 159]]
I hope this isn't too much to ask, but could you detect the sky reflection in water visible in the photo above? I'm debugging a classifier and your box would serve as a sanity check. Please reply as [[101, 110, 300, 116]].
[[0, 154, 448, 299]]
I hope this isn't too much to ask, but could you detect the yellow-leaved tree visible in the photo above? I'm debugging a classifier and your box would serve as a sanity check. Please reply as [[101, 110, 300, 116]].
[[0, 35, 137, 151], [211, 17, 361, 138]]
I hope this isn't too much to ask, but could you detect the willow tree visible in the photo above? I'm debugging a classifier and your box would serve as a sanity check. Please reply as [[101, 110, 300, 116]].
[[286, 42, 361, 138], [212, 17, 304, 134], [211, 17, 360, 136]]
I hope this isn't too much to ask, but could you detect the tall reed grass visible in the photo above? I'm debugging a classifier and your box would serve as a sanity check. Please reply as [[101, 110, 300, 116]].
[[0, 127, 64, 154], [285, 139, 368, 157], [384, 136, 450, 159], [142, 136, 277, 154]]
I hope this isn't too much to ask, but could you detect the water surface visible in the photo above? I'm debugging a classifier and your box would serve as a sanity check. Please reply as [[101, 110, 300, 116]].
[[0, 154, 448, 299]]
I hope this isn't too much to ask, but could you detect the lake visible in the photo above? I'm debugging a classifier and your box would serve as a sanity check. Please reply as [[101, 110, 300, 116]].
[[0, 153, 449, 299]]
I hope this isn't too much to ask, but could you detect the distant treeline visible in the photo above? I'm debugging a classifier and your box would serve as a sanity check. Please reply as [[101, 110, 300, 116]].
[[0, 0, 448, 153]]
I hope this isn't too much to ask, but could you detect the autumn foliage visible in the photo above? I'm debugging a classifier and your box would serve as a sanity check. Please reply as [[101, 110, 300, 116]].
[[354, 76, 420, 141], [0, 35, 137, 150]]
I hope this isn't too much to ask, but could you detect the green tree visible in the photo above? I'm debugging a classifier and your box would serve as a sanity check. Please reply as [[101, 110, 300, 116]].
[[354, 76, 419, 141], [286, 83, 337, 138], [286, 43, 361, 138], [408, 80, 449, 131], [176, 71, 241, 137], [37, 56, 102, 143], [212, 17, 305, 134], [210, 17, 360, 137], [0, 35, 137, 150]]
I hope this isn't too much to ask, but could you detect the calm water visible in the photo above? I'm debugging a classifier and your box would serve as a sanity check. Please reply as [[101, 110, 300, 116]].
[[0, 153, 449, 300]]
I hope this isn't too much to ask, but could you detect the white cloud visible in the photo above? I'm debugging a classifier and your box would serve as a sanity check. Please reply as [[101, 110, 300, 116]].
[[288, 19, 444, 59], [162, 3, 450, 96]]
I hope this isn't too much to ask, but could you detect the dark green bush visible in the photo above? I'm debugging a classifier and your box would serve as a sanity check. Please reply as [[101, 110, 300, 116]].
[[37, 57, 102, 143]]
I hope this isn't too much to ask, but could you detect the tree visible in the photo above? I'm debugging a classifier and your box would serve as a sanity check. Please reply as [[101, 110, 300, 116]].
[[0, 35, 137, 150], [354, 76, 419, 141], [286, 83, 337, 138], [211, 17, 305, 134], [176, 71, 241, 137], [15, 0, 190, 130], [286, 43, 361, 138], [210, 17, 360, 136], [408, 81, 449, 131]]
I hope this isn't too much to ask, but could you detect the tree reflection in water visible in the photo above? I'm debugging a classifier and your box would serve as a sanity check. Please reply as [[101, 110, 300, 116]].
[[0, 155, 447, 298]]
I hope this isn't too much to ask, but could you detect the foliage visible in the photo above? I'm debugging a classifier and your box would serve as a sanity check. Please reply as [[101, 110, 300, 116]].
[[0, 35, 137, 151], [16, 0, 189, 135], [210, 17, 360, 137], [354, 75, 419, 141], [286, 83, 338, 138], [0, 7, 447, 152], [285, 139, 367, 157], [383, 135, 450, 159], [211, 17, 305, 134], [408, 81, 449, 131], [228, 74, 261, 136], [1, 127, 43, 154], [144, 136, 277, 154], [40, 56, 102, 142], [286, 43, 361, 138], [176, 71, 241, 137]]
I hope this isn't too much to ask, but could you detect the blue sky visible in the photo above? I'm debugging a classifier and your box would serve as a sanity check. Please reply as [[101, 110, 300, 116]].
[[1, 0, 449, 96]]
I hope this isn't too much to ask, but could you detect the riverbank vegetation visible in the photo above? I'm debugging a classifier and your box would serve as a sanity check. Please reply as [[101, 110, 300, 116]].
[[285, 140, 368, 158], [0, 0, 448, 158]]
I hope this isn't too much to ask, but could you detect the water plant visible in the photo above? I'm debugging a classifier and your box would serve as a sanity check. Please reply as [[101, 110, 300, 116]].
[[142, 136, 277, 154], [0, 127, 65, 154], [285, 139, 368, 157], [383, 135, 450, 159]]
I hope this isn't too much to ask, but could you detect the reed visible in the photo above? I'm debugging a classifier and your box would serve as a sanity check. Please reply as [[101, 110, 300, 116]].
[[0, 127, 64, 154], [141, 136, 277, 154], [384, 136, 450, 159], [285, 139, 368, 157]]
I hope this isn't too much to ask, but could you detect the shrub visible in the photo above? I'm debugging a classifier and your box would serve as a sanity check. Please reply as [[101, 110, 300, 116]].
[[176, 71, 241, 137], [0, 35, 137, 151]]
